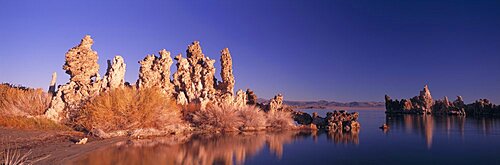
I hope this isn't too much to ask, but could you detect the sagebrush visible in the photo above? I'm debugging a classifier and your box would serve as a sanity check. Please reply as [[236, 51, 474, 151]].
[[77, 87, 184, 132]]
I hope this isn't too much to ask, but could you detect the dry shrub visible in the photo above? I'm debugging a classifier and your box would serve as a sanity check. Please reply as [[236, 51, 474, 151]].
[[266, 110, 295, 129], [77, 87, 183, 132], [0, 116, 69, 131], [238, 105, 266, 128], [0, 83, 50, 117], [190, 104, 243, 131]]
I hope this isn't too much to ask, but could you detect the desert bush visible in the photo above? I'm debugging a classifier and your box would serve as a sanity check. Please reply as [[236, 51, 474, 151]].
[[238, 105, 266, 128], [265, 110, 295, 129], [190, 103, 243, 131], [0, 83, 50, 117], [76, 87, 184, 133]]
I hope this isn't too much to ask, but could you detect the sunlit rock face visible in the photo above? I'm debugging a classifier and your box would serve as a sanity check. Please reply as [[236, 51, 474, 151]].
[[45, 36, 295, 122], [268, 94, 284, 112], [63, 35, 100, 85], [137, 49, 174, 96], [234, 89, 247, 107], [218, 48, 235, 96], [416, 85, 434, 113], [102, 56, 126, 90], [45, 35, 126, 122], [48, 72, 57, 95]]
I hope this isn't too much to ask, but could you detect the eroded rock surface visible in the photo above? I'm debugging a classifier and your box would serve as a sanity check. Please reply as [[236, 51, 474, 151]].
[[45, 35, 126, 122], [137, 49, 174, 95], [219, 48, 235, 96], [102, 56, 126, 90]]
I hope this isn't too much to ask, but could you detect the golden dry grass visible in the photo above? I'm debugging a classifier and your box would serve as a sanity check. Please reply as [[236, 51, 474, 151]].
[[0, 83, 50, 117], [76, 87, 183, 132], [189, 103, 294, 131], [238, 105, 266, 128], [265, 110, 295, 129], [190, 104, 243, 131], [0, 116, 69, 131], [0, 83, 64, 130]]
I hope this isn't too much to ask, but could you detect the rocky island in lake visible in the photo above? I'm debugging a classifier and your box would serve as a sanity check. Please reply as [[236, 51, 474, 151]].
[[385, 85, 500, 116]]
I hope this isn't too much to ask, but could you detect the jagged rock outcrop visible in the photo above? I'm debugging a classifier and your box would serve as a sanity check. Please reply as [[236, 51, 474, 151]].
[[246, 89, 258, 105], [386, 85, 499, 116], [218, 48, 235, 96], [466, 99, 500, 116], [173, 54, 192, 104], [234, 89, 247, 107], [45, 35, 126, 122], [268, 94, 284, 112], [385, 85, 434, 114], [102, 56, 126, 90], [48, 36, 360, 127], [48, 72, 57, 95], [137, 49, 174, 95], [63, 35, 100, 85], [170, 42, 221, 108], [295, 110, 359, 132], [45, 35, 102, 122], [414, 85, 434, 113]]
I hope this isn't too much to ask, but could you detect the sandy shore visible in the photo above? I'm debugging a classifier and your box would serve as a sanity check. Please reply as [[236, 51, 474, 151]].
[[0, 128, 125, 164]]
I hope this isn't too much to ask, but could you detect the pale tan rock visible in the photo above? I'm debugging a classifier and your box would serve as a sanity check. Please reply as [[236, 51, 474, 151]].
[[173, 54, 194, 102], [234, 89, 247, 107], [176, 92, 188, 105], [137, 49, 174, 95], [200, 57, 217, 100], [45, 35, 102, 122], [186, 41, 205, 66], [75, 138, 88, 144], [419, 85, 434, 113], [102, 55, 126, 90], [157, 49, 174, 95], [219, 48, 235, 96], [48, 72, 57, 95], [137, 54, 158, 88], [269, 94, 284, 112], [63, 35, 99, 85]]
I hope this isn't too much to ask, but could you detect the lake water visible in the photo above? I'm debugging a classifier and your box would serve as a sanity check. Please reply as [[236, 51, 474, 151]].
[[71, 110, 500, 165]]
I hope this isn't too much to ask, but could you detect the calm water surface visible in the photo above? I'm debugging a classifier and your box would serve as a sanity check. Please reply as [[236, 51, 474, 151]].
[[71, 110, 500, 165]]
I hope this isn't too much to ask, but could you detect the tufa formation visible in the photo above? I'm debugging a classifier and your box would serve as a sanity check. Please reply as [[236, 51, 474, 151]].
[[385, 85, 500, 116], [44, 35, 273, 122]]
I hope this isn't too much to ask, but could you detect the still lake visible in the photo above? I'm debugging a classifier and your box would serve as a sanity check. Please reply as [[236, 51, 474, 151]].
[[71, 109, 500, 165]]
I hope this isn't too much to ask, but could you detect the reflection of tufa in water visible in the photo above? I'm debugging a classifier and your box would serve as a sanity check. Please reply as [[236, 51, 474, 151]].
[[70, 130, 359, 165], [385, 114, 500, 149]]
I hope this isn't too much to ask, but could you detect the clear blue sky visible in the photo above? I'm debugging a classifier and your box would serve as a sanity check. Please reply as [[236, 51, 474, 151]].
[[1, 0, 499, 103]]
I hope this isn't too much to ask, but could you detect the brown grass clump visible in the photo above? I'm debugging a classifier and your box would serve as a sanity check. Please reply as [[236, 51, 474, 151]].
[[265, 110, 295, 129], [0, 83, 50, 117], [238, 105, 266, 128], [189, 103, 296, 131], [77, 87, 184, 133], [190, 104, 243, 131], [0, 116, 70, 131]]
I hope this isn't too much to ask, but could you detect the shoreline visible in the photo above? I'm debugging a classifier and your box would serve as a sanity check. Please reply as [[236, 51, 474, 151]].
[[295, 107, 385, 110]]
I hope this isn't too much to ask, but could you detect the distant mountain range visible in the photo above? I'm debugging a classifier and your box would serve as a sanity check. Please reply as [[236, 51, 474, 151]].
[[257, 99, 385, 110]]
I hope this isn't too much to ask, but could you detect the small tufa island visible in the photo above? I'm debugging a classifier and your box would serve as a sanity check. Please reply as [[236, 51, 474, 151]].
[[0, 35, 360, 138], [385, 85, 500, 116]]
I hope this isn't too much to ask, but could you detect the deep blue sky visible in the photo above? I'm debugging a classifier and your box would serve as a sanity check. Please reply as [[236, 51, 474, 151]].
[[1, 0, 499, 103]]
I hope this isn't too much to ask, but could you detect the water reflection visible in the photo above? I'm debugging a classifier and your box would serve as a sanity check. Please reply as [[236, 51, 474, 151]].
[[386, 114, 500, 148], [71, 130, 359, 165]]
